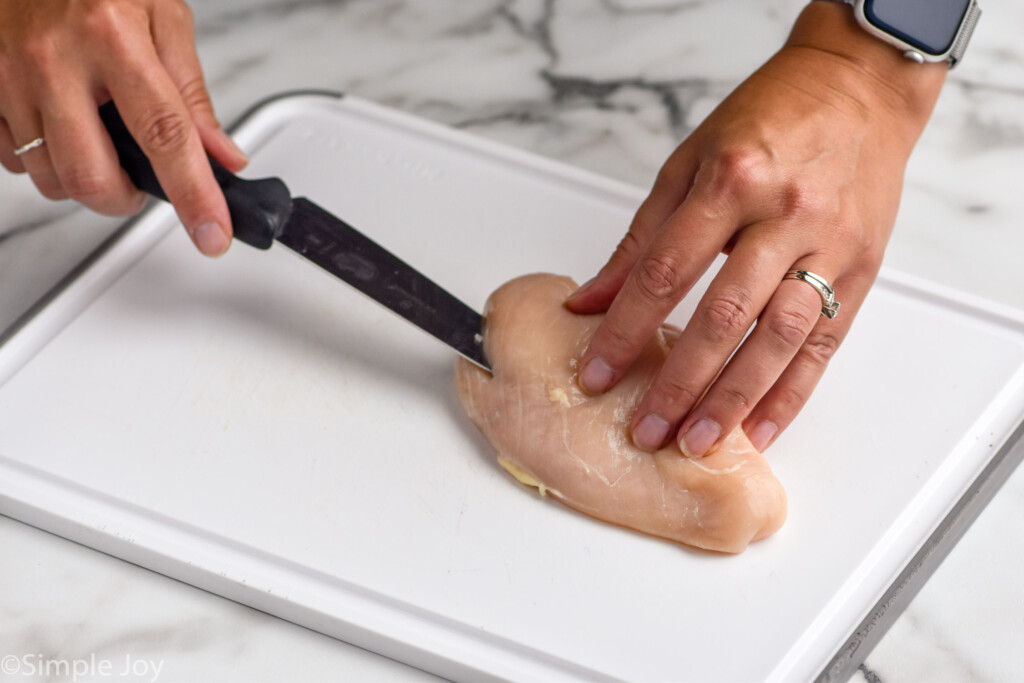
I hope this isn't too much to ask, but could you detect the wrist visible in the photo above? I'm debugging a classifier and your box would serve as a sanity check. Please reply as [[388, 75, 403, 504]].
[[782, 1, 946, 140]]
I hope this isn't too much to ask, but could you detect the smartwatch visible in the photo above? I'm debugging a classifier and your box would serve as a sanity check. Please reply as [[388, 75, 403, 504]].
[[820, 0, 981, 69]]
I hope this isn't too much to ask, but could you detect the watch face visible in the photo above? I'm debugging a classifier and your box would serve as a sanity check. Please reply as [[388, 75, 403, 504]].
[[864, 0, 970, 56]]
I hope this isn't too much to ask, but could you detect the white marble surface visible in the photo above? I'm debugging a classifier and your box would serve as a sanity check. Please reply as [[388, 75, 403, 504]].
[[1, 0, 1023, 681]]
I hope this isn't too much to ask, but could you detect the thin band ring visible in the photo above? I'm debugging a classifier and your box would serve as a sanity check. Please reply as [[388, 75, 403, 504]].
[[783, 269, 840, 319], [13, 137, 45, 156]]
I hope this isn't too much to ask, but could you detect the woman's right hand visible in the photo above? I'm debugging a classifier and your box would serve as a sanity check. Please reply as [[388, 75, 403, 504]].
[[0, 0, 247, 256]]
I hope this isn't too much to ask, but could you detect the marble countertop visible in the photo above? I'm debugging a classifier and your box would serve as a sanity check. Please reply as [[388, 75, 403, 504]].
[[2, 0, 1023, 680]]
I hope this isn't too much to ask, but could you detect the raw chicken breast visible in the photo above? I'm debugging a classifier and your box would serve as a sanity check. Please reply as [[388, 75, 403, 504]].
[[455, 274, 786, 553]]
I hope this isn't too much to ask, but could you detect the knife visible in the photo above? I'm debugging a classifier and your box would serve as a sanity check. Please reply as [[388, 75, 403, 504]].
[[99, 102, 491, 373]]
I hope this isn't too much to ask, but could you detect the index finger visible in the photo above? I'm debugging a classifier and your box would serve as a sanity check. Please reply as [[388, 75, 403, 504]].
[[577, 183, 739, 395], [102, 34, 231, 256]]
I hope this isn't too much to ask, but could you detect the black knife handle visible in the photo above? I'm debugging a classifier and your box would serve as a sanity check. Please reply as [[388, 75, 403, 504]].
[[98, 101, 291, 250]]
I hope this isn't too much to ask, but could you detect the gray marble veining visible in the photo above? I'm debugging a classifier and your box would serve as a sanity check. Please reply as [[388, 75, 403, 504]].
[[1, 0, 1023, 681]]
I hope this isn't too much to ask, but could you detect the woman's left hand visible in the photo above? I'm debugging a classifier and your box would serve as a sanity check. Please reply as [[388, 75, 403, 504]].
[[565, 1, 946, 456]]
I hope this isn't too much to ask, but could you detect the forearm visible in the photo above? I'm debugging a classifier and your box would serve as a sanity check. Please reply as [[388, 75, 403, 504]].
[[782, 1, 946, 150]]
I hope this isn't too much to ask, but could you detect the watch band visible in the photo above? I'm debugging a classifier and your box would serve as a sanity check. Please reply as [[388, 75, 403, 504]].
[[816, 0, 981, 69], [948, 2, 982, 68]]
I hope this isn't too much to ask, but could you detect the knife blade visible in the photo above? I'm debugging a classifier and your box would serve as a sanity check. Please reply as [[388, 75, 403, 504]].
[[99, 102, 491, 373]]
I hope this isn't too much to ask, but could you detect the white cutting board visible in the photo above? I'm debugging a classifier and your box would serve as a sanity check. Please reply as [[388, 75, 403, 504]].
[[2, 93, 1024, 682]]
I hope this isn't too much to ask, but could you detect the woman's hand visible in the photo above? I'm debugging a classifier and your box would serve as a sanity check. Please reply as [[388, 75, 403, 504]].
[[565, 1, 946, 456], [0, 0, 247, 255]]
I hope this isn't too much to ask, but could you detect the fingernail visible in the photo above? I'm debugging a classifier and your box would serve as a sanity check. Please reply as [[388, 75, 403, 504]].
[[747, 420, 778, 452], [579, 357, 614, 394], [194, 221, 230, 257], [564, 277, 596, 304], [679, 418, 721, 458], [633, 414, 670, 451]]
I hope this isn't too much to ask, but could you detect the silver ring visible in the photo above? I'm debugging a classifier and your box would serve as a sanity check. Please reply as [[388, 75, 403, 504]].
[[13, 137, 45, 156], [783, 270, 840, 319]]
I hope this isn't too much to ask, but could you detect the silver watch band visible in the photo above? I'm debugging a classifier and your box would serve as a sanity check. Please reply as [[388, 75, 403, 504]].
[[948, 2, 982, 68], [816, 0, 981, 68]]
